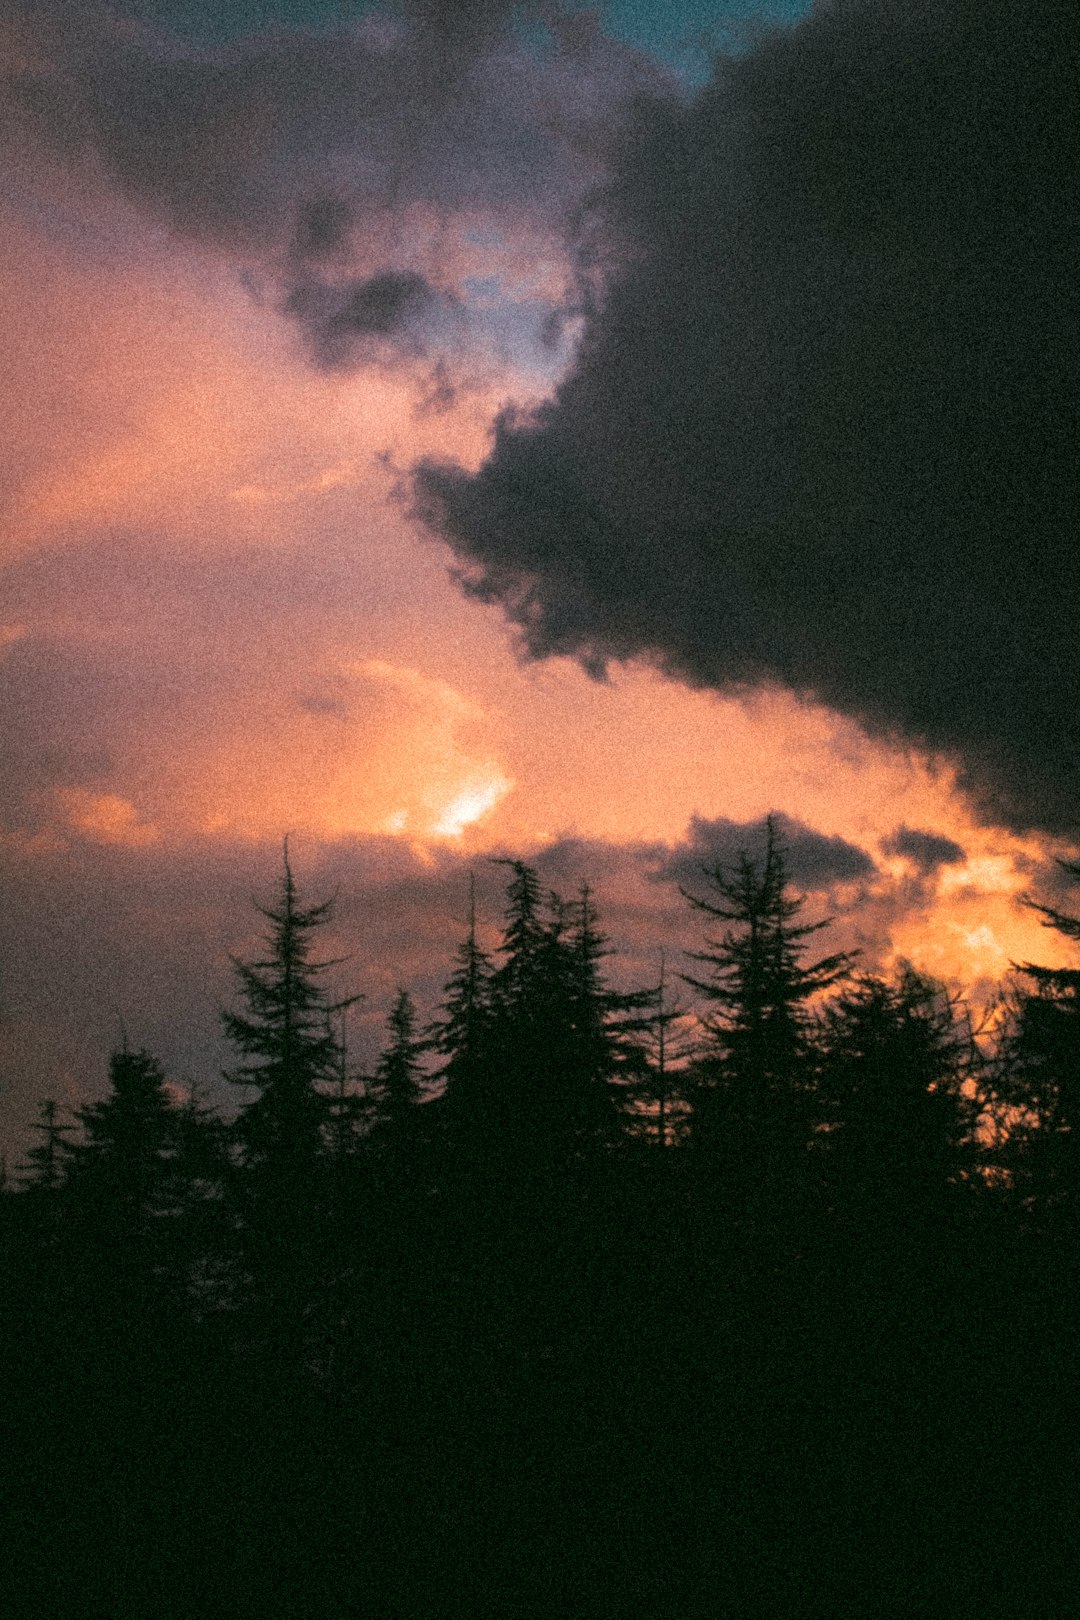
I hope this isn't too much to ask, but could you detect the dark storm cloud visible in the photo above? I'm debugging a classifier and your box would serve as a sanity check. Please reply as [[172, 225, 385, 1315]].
[[7, 1, 669, 366], [417, 0, 1080, 835], [883, 826, 966, 874], [653, 813, 875, 894], [19, 3, 552, 240], [284, 268, 444, 366], [399, 0, 533, 51]]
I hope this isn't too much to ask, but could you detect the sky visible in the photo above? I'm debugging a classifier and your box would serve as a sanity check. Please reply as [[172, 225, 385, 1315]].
[[1, 0, 1077, 1157]]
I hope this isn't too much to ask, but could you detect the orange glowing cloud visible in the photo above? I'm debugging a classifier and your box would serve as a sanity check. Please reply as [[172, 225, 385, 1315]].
[[3, 142, 1076, 1026], [60, 790, 159, 849], [125, 656, 513, 850], [0, 185, 552, 565]]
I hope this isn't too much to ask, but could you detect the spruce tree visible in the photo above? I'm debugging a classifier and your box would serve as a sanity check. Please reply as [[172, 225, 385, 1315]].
[[431, 875, 495, 1143], [485, 863, 649, 1166], [223, 842, 356, 1179], [632, 953, 695, 1149], [222, 845, 359, 1366], [819, 964, 977, 1223], [992, 860, 1080, 1226], [58, 1045, 218, 1322], [370, 989, 427, 1150], [324, 1008, 370, 1167], [65, 1048, 183, 1242], [14, 1100, 76, 1261], [20, 1099, 74, 1195], [556, 883, 653, 1159], [490, 860, 546, 1015], [681, 817, 854, 1186], [485, 859, 551, 1161]]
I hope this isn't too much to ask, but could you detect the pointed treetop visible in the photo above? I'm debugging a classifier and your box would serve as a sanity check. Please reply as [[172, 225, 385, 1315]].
[[681, 813, 855, 1008], [222, 843, 359, 1168], [20, 1097, 75, 1191]]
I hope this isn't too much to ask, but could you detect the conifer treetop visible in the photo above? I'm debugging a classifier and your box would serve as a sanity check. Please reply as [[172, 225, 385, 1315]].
[[681, 814, 855, 1016]]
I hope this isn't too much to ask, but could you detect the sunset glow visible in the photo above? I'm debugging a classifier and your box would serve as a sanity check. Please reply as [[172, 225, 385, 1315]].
[[1, 0, 1076, 1155], [6, 8, 1075, 1610]]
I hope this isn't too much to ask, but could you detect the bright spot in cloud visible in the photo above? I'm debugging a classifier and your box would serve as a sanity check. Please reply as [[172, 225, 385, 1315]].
[[939, 856, 1021, 897], [956, 923, 1010, 975], [432, 772, 512, 839]]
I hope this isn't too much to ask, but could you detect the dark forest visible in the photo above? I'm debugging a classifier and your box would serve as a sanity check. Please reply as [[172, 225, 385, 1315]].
[[4, 826, 1079, 1617]]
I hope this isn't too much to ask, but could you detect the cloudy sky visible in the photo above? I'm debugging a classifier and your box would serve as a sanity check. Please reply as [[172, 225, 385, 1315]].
[[1, 0, 1075, 1152]]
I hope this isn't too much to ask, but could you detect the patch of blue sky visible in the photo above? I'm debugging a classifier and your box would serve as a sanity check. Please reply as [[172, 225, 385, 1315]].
[[468, 293, 577, 385], [604, 0, 814, 80], [117, 0, 812, 61], [462, 226, 509, 252], [461, 273, 505, 307]]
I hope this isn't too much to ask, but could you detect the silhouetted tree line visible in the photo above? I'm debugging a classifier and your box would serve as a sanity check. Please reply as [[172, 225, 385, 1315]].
[[4, 827, 1080, 1616]]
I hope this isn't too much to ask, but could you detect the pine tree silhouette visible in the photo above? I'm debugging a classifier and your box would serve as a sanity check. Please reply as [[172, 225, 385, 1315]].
[[819, 964, 977, 1225], [224, 840, 357, 1177], [6, 835, 1080, 1614], [556, 883, 653, 1159], [631, 950, 695, 1149], [370, 988, 427, 1156], [20, 1098, 74, 1194], [485, 859, 552, 1163], [65, 1047, 183, 1245], [325, 1007, 371, 1166], [993, 860, 1080, 1226], [681, 817, 854, 1195], [431, 874, 495, 1149], [483, 863, 651, 1168], [222, 842, 359, 1366]]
